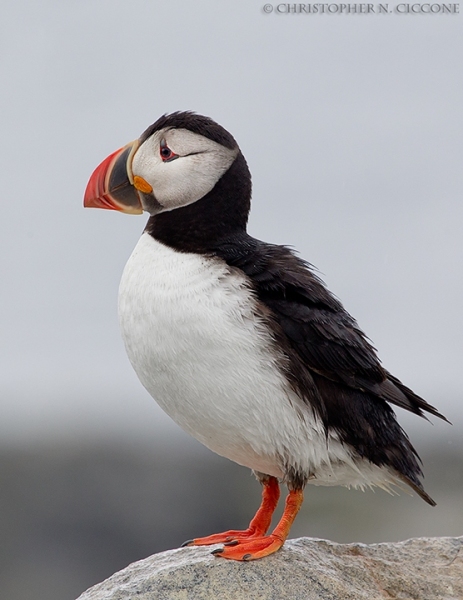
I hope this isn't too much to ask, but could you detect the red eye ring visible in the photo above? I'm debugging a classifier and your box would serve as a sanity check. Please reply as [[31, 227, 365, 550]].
[[160, 139, 178, 162]]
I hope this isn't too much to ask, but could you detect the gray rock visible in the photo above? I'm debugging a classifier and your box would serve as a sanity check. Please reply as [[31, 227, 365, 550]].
[[77, 536, 463, 600]]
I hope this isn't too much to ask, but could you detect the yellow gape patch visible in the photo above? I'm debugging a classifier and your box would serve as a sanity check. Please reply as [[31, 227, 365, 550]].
[[133, 175, 153, 194]]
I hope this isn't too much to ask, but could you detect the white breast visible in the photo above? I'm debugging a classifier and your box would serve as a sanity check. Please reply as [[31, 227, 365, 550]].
[[118, 233, 395, 490]]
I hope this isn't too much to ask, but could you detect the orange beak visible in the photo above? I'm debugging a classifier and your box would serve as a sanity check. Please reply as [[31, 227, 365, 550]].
[[83, 141, 143, 214]]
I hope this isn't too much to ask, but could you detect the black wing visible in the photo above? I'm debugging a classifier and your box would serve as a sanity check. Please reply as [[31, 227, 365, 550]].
[[213, 233, 447, 499]]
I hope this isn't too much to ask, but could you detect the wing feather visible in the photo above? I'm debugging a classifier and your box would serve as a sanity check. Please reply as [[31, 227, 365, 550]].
[[213, 234, 447, 423]]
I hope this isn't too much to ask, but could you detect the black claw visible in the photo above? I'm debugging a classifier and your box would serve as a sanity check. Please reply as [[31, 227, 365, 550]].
[[181, 539, 195, 547], [211, 547, 224, 556], [242, 553, 252, 561], [224, 540, 239, 547]]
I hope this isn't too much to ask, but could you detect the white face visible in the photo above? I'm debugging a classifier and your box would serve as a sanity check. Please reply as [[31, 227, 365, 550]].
[[131, 127, 238, 214]]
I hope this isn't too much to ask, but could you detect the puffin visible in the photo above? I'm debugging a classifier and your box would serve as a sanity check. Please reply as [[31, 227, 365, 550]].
[[84, 111, 447, 561]]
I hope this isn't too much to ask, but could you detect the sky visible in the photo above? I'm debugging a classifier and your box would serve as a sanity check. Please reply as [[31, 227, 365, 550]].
[[1, 0, 462, 444]]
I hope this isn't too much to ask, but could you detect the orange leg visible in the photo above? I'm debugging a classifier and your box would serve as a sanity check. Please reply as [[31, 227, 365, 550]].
[[182, 476, 280, 547], [212, 488, 304, 561]]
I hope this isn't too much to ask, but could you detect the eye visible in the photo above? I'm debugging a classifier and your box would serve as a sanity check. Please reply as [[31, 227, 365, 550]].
[[160, 139, 178, 162]]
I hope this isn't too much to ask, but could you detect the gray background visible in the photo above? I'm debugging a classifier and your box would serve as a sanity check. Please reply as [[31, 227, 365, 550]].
[[1, 2, 462, 599]]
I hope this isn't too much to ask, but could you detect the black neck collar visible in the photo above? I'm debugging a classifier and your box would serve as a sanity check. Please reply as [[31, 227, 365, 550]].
[[144, 152, 251, 254]]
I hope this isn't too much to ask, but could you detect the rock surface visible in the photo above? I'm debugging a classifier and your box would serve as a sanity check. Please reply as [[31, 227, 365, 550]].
[[77, 536, 463, 600]]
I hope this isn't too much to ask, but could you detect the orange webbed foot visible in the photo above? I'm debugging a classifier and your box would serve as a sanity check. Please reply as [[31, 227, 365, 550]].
[[211, 488, 303, 562], [183, 526, 265, 547], [182, 482, 304, 562], [182, 476, 280, 548], [211, 533, 285, 560]]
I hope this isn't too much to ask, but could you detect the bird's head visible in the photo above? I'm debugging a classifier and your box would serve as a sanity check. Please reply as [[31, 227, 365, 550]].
[[84, 113, 251, 232]]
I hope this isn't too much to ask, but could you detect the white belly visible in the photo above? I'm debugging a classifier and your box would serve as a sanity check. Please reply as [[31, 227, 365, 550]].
[[118, 233, 394, 490]]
